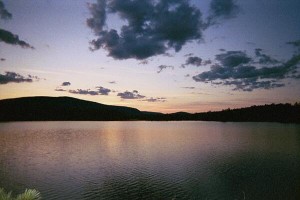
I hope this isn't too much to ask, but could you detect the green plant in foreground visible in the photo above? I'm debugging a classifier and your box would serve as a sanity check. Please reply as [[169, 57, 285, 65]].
[[0, 188, 41, 200], [0, 188, 12, 200]]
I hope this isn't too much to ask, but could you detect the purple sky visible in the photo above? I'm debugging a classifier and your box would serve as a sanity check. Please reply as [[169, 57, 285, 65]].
[[0, 0, 299, 113]]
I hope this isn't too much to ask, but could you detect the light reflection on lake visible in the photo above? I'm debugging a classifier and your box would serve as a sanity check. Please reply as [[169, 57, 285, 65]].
[[0, 121, 299, 199]]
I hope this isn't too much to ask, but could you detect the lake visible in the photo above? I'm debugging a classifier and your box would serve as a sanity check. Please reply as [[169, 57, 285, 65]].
[[0, 121, 299, 199]]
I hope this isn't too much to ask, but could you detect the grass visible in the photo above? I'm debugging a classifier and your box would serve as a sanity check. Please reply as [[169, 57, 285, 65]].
[[0, 188, 41, 200]]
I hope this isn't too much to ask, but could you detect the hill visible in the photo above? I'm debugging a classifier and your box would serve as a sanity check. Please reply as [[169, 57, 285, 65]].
[[0, 96, 143, 121], [0, 96, 299, 123]]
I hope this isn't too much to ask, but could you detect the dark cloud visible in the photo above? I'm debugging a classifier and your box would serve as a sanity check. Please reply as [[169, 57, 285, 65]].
[[141, 97, 167, 102], [0, 0, 12, 20], [117, 90, 145, 99], [289, 74, 300, 79], [139, 60, 149, 65], [60, 86, 112, 96], [0, 71, 39, 84], [61, 82, 71, 86], [0, 28, 34, 49], [202, 59, 212, 66], [219, 79, 285, 92], [28, 74, 40, 80], [87, 0, 204, 60], [215, 51, 252, 67], [69, 89, 99, 96], [55, 88, 66, 92], [0, 1, 34, 49], [86, 0, 107, 35], [181, 56, 211, 67], [96, 86, 111, 95], [117, 89, 167, 102], [182, 87, 195, 89], [157, 65, 174, 73], [287, 40, 300, 48], [206, 0, 239, 26], [0, 58, 5, 61], [193, 50, 300, 91], [183, 56, 202, 67], [287, 39, 300, 53], [255, 48, 280, 64]]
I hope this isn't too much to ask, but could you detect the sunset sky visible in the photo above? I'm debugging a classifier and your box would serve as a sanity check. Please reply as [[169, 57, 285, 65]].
[[1, 0, 299, 113]]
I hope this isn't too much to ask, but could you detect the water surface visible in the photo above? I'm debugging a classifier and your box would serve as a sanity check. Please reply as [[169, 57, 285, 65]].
[[0, 121, 299, 199]]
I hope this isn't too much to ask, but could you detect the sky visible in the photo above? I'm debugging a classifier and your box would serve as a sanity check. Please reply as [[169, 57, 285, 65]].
[[0, 0, 299, 113]]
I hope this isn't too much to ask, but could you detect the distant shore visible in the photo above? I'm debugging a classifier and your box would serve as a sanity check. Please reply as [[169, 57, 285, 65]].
[[0, 96, 299, 123]]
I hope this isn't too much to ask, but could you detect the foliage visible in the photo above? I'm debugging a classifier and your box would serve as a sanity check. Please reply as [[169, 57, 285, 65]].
[[0, 188, 41, 200], [0, 188, 12, 200]]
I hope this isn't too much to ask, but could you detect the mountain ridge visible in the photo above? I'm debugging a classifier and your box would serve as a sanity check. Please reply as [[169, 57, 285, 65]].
[[0, 96, 299, 123]]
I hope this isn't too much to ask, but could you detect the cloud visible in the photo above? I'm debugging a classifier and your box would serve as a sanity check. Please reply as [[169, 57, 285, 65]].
[[206, 0, 239, 26], [117, 90, 145, 99], [215, 50, 252, 67], [255, 48, 280, 64], [163, 52, 174, 57], [181, 56, 211, 67], [0, 1, 34, 49], [0, 0, 12, 20], [157, 65, 174, 73], [193, 50, 300, 91], [117, 90, 166, 102], [287, 39, 300, 52], [61, 81, 71, 86], [202, 59, 212, 66], [0, 71, 39, 84], [55, 88, 66, 92], [139, 60, 149, 65], [0, 28, 34, 49], [56, 84, 163, 102], [287, 40, 300, 48], [87, 0, 204, 60], [69, 89, 99, 96], [86, 0, 107, 35], [57, 86, 112, 96], [216, 79, 285, 92], [182, 87, 195, 89], [183, 56, 202, 67], [96, 86, 111, 95], [141, 97, 167, 102]]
